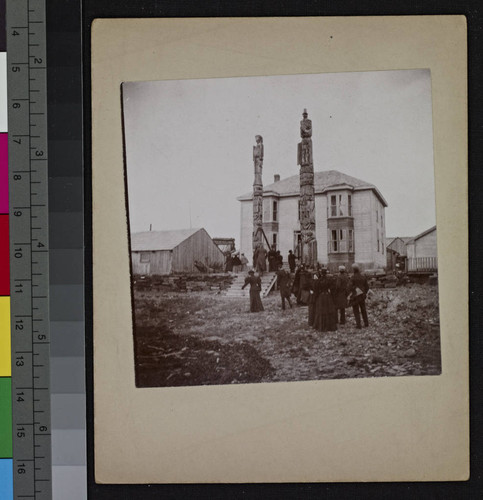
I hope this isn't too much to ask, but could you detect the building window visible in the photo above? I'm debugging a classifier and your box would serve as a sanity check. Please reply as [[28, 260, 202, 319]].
[[140, 251, 151, 263], [328, 229, 354, 253], [329, 193, 352, 218], [272, 233, 277, 249], [330, 195, 337, 217], [376, 208, 378, 223], [330, 229, 338, 252], [273, 200, 278, 222], [377, 228, 380, 252]]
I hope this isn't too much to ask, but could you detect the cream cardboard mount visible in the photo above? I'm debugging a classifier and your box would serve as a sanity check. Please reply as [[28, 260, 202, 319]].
[[91, 16, 468, 483]]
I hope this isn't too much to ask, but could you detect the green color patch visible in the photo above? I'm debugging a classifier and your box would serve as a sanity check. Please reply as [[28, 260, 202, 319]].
[[0, 378, 12, 458]]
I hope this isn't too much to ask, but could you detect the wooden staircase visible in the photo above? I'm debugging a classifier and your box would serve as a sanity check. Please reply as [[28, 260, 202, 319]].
[[224, 272, 278, 298]]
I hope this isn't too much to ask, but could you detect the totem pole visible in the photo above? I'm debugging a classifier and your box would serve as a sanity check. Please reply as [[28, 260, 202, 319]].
[[297, 109, 317, 266], [252, 135, 264, 254]]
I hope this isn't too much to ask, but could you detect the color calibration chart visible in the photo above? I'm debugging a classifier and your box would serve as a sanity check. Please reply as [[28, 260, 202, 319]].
[[1, 0, 86, 498], [1, 0, 13, 495]]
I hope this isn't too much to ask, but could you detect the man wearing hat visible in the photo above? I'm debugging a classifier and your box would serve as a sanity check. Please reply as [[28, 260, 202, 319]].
[[347, 263, 370, 329], [334, 265, 349, 325], [276, 263, 293, 310]]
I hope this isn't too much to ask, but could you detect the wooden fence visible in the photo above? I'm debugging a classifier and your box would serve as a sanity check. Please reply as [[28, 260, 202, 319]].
[[406, 257, 438, 273]]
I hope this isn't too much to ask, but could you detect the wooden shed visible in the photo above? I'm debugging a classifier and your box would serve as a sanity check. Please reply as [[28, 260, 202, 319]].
[[385, 236, 412, 271], [130, 228, 224, 275], [406, 226, 437, 272]]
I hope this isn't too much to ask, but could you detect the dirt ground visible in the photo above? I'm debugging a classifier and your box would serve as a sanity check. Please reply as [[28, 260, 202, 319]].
[[133, 284, 441, 387]]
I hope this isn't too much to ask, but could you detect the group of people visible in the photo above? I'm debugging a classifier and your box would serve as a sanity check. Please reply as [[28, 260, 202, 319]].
[[242, 261, 370, 331], [224, 251, 249, 273], [252, 245, 298, 275]]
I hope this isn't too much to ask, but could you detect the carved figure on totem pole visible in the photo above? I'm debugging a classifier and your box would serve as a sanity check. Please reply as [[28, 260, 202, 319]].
[[297, 109, 317, 264], [253, 135, 264, 175], [253, 197, 263, 225], [300, 109, 312, 139], [252, 135, 264, 251], [298, 109, 313, 166]]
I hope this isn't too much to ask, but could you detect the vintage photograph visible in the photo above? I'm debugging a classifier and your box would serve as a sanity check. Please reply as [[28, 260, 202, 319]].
[[121, 70, 441, 388]]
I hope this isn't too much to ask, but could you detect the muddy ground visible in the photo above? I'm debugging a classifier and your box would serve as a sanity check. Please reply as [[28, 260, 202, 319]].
[[133, 284, 441, 387]]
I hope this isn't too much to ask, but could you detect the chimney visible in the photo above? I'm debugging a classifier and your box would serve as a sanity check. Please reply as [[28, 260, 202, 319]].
[[274, 174, 280, 183]]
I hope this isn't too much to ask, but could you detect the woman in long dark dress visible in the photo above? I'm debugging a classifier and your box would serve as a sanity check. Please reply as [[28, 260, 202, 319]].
[[313, 268, 337, 332], [241, 270, 264, 312]]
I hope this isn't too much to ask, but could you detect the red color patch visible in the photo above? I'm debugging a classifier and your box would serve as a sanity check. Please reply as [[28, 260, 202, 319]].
[[0, 215, 9, 295]]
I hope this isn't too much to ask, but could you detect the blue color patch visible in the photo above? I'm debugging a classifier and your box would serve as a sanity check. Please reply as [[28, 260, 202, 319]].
[[0, 458, 13, 500]]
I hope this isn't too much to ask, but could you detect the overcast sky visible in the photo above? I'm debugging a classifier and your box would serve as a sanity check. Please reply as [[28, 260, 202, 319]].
[[122, 69, 435, 243]]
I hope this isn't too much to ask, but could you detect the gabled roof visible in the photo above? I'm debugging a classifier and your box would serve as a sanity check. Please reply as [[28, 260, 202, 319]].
[[131, 228, 201, 251], [238, 170, 387, 206], [406, 225, 437, 245], [386, 236, 413, 247]]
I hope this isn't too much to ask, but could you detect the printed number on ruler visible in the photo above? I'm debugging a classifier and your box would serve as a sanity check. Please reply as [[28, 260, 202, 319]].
[[7, 0, 52, 499]]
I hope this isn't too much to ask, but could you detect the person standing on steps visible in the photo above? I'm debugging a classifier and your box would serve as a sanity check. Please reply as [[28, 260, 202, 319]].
[[232, 253, 242, 274], [268, 245, 277, 272], [256, 245, 267, 276], [347, 263, 370, 329], [240, 253, 248, 272], [288, 250, 296, 273], [242, 269, 264, 313]]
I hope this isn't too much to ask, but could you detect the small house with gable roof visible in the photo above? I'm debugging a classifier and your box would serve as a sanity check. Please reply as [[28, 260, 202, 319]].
[[406, 226, 437, 272], [130, 228, 224, 275]]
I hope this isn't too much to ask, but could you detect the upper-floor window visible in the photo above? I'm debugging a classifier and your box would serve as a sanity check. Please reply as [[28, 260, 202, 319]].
[[329, 193, 352, 218], [330, 195, 337, 217], [273, 200, 278, 222], [272, 233, 277, 249]]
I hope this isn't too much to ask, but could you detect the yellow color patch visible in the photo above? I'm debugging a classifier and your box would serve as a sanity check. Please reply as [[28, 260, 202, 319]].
[[0, 297, 11, 376]]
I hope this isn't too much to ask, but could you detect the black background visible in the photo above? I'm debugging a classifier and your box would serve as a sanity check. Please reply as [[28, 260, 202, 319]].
[[0, 0, 5, 51], [61, 0, 483, 498]]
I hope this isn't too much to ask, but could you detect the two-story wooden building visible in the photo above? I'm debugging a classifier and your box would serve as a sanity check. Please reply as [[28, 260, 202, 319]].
[[238, 170, 387, 271]]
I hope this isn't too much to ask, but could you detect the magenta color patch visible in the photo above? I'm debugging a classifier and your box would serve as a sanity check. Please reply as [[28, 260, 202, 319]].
[[0, 134, 7, 213]]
